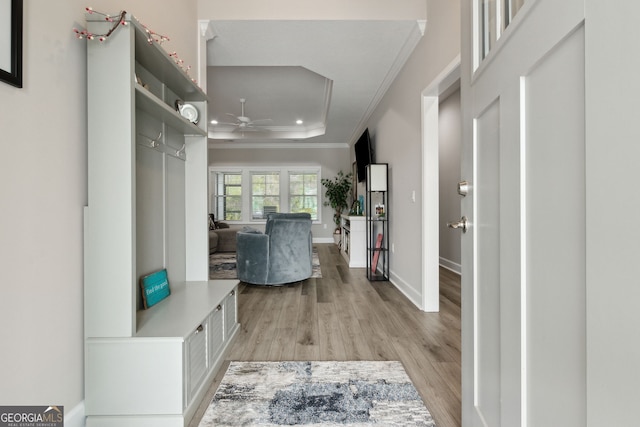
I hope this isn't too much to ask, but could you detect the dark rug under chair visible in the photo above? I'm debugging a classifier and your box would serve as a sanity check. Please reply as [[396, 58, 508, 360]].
[[209, 249, 322, 280]]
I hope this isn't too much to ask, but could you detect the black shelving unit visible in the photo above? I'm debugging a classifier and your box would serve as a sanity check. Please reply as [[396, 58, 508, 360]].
[[366, 163, 389, 281]]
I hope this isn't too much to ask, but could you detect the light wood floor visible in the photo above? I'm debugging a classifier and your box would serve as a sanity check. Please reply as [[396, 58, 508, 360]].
[[189, 243, 461, 427]]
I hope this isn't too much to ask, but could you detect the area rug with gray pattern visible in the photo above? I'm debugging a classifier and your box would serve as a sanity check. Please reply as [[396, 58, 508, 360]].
[[197, 361, 436, 426], [209, 249, 321, 280]]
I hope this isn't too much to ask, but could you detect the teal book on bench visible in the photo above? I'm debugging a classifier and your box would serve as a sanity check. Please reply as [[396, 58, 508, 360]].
[[140, 269, 171, 309]]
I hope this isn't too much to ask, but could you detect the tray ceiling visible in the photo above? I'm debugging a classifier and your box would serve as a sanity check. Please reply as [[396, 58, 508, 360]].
[[205, 20, 425, 147]]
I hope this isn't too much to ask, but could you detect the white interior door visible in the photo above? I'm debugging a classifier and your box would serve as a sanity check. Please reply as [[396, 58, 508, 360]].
[[460, 1, 586, 425]]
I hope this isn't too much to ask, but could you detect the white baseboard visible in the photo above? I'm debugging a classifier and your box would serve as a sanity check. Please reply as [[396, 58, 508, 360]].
[[313, 237, 335, 244], [439, 257, 461, 275], [388, 270, 422, 310], [65, 401, 85, 427]]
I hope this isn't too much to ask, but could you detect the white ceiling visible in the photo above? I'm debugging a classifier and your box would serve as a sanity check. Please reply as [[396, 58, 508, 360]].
[[208, 66, 333, 140], [205, 20, 424, 147]]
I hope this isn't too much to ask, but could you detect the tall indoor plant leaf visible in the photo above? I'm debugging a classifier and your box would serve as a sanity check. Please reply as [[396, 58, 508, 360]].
[[321, 170, 353, 230]]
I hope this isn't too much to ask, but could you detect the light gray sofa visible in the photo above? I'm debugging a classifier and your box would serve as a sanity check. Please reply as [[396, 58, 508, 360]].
[[236, 213, 313, 286], [209, 228, 240, 253], [209, 221, 242, 254]]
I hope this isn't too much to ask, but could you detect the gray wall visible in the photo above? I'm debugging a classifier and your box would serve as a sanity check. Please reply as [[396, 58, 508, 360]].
[[364, 0, 461, 303], [198, 0, 427, 20], [209, 145, 351, 239], [0, 0, 199, 422], [438, 89, 462, 271]]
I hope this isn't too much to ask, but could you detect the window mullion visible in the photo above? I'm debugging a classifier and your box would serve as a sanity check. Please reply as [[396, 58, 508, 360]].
[[281, 169, 287, 214], [242, 170, 250, 222]]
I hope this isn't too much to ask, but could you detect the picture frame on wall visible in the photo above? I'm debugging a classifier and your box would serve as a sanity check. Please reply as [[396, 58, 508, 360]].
[[0, 0, 23, 88]]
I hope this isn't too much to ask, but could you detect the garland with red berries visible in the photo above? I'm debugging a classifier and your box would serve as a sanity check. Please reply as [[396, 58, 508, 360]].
[[74, 7, 193, 79]]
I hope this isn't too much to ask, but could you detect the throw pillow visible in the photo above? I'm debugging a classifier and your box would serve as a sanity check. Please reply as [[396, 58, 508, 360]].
[[241, 226, 262, 234]]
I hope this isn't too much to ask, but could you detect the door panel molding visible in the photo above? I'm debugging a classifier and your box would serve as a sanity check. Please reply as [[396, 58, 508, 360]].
[[473, 99, 502, 426], [522, 24, 586, 427]]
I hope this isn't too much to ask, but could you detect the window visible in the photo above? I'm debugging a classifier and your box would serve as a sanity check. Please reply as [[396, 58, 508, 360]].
[[211, 172, 242, 221], [476, 0, 526, 66], [210, 167, 321, 223], [289, 171, 319, 220], [251, 172, 280, 220], [505, 0, 525, 27]]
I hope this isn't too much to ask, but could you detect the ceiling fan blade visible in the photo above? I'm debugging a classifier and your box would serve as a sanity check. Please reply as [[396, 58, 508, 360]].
[[231, 126, 261, 133], [215, 99, 271, 131], [248, 118, 273, 125]]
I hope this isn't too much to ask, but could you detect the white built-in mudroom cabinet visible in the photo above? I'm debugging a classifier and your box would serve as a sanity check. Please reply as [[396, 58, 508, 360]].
[[83, 14, 238, 426]]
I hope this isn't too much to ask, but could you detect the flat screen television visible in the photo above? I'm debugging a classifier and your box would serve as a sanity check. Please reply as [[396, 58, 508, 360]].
[[354, 128, 374, 182]]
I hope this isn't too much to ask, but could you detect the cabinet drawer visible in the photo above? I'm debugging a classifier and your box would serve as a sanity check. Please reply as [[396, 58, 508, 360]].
[[209, 304, 224, 364], [186, 322, 208, 403], [224, 289, 237, 339]]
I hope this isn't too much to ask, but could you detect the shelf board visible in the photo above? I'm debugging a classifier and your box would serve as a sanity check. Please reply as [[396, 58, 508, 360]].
[[87, 13, 208, 103], [135, 84, 206, 136], [130, 17, 208, 103], [367, 273, 389, 281], [136, 280, 238, 338]]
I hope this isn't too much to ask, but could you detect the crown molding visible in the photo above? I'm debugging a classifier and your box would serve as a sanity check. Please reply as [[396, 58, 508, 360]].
[[199, 20, 216, 40], [417, 19, 427, 36], [347, 20, 426, 145]]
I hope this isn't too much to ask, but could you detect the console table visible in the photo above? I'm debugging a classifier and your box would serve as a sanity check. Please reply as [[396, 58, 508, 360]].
[[340, 215, 366, 267]]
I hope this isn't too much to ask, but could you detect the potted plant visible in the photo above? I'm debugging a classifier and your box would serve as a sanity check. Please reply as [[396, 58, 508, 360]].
[[321, 170, 353, 244]]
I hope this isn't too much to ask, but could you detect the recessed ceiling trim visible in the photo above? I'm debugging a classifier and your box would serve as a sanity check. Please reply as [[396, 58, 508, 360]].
[[320, 77, 333, 127], [207, 65, 332, 140], [208, 125, 327, 140], [205, 20, 424, 147], [208, 141, 349, 149]]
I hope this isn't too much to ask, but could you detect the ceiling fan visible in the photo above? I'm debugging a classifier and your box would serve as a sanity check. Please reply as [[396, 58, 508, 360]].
[[216, 98, 272, 132]]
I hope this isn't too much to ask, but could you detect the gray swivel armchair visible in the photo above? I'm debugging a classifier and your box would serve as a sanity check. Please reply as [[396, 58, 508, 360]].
[[236, 213, 313, 285]]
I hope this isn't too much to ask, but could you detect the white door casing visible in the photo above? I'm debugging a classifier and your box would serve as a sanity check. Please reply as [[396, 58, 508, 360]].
[[461, 0, 586, 425], [421, 56, 461, 313]]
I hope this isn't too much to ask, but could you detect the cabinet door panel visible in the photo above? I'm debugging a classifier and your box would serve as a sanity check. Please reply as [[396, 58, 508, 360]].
[[86, 339, 183, 415], [224, 290, 237, 339], [209, 306, 224, 364], [186, 322, 208, 403]]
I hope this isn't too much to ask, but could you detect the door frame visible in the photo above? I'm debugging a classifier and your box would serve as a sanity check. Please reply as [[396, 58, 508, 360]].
[[421, 55, 461, 312]]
